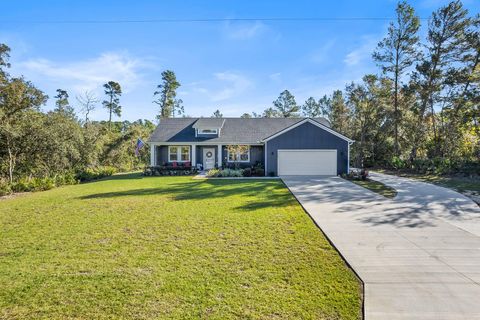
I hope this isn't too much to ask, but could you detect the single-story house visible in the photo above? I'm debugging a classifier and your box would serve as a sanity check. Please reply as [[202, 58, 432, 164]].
[[147, 117, 354, 176]]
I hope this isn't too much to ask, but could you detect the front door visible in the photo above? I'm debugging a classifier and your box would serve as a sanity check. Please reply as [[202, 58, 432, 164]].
[[203, 148, 215, 170]]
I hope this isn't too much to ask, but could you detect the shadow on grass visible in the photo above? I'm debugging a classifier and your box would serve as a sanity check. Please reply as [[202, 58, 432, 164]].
[[79, 179, 295, 210]]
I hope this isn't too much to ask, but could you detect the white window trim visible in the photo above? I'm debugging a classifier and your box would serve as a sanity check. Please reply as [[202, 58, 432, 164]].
[[198, 128, 218, 134], [168, 146, 190, 162], [227, 145, 250, 163]]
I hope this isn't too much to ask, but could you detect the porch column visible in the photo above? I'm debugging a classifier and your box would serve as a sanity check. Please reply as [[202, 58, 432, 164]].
[[191, 144, 196, 168], [150, 144, 156, 166], [217, 144, 222, 168]]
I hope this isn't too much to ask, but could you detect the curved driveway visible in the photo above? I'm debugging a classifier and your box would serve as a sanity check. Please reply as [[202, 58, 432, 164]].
[[282, 173, 480, 320]]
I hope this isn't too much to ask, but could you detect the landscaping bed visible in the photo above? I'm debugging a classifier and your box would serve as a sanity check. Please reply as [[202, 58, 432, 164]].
[[144, 165, 198, 176], [343, 169, 397, 199]]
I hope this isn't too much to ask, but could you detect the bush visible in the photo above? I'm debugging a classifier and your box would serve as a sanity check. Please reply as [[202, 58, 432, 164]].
[[347, 168, 369, 181], [389, 156, 406, 170], [207, 169, 221, 177], [242, 168, 252, 177], [219, 169, 244, 177], [207, 168, 243, 177], [54, 172, 79, 186], [76, 166, 117, 182], [0, 181, 12, 196], [144, 166, 198, 176], [11, 176, 56, 193]]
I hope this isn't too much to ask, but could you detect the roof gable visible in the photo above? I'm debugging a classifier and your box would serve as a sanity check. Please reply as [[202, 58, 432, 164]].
[[262, 118, 354, 143]]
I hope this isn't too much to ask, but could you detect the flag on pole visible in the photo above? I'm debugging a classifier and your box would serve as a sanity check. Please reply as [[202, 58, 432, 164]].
[[135, 138, 145, 156]]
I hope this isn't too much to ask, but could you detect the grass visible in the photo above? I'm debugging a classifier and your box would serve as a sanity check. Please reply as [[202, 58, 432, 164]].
[[0, 173, 361, 320], [376, 169, 480, 196], [348, 178, 397, 199]]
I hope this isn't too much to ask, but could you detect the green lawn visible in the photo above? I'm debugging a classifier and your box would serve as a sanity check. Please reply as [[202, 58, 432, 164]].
[[348, 178, 397, 199], [0, 174, 361, 320]]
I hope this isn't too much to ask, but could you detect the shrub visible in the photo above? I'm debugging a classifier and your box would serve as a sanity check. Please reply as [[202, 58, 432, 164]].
[[207, 169, 221, 177], [242, 168, 252, 177], [54, 172, 79, 186], [389, 156, 406, 170], [347, 168, 369, 180], [144, 166, 198, 176], [0, 181, 12, 196], [206, 168, 243, 177], [219, 169, 243, 177], [253, 168, 265, 176], [11, 177, 56, 193], [76, 166, 117, 182]]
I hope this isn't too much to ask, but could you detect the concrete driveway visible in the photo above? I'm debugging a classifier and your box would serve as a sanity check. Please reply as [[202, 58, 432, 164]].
[[282, 173, 480, 320]]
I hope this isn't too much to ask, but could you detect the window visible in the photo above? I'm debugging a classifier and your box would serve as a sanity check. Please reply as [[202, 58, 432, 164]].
[[169, 146, 190, 162], [168, 146, 178, 161], [227, 145, 250, 162], [180, 146, 190, 161], [199, 128, 217, 134]]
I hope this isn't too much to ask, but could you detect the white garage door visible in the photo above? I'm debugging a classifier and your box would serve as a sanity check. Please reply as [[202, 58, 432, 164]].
[[278, 149, 337, 176]]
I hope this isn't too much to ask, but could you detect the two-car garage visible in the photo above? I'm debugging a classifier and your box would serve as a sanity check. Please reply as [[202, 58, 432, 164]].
[[277, 150, 337, 176], [264, 119, 353, 176]]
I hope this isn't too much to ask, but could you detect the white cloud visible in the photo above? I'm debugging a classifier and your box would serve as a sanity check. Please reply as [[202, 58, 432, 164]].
[[210, 71, 252, 101], [343, 36, 377, 67], [269, 72, 281, 81], [17, 52, 150, 93], [223, 21, 266, 40]]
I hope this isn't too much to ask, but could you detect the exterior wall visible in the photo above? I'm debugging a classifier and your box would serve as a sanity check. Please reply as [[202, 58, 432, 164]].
[[221, 145, 264, 168], [266, 122, 349, 176], [155, 145, 192, 166], [154, 144, 265, 169]]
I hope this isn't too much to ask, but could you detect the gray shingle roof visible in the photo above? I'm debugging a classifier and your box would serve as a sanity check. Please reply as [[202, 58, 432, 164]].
[[148, 117, 331, 143], [192, 118, 225, 128]]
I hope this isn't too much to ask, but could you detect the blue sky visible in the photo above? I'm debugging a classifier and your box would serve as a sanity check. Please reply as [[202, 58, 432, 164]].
[[1, 0, 478, 121]]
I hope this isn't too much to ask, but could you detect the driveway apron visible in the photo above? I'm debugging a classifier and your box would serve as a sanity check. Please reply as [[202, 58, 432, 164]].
[[282, 173, 480, 320]]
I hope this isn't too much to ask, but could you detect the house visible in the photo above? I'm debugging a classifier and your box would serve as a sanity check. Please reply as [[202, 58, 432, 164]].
[[148, 117, 354, 176]]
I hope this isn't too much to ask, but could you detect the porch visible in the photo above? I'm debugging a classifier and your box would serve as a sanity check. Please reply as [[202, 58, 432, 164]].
[[149, 143, 264, 171]]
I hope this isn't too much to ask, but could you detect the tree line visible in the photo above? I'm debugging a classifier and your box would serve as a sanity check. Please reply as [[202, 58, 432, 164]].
[[235, 0, 479, 172], [1, 0, 478, 192], [0, 44, 156, 190]]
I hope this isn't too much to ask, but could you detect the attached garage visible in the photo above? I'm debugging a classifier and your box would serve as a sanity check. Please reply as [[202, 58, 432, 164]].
[[278, 150, 337, 176], [264, 119, 354, 176]]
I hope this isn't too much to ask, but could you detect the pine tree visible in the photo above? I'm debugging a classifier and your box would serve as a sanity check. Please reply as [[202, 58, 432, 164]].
[[272, 90, 299, 117], [153, 70, 182, 119], [373, 0, 420, 156], [102, 81, 122, 127]]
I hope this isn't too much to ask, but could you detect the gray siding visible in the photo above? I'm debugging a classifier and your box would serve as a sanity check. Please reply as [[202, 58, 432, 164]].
[[266, 122, 349, 176], [154, 144, 265, 169]]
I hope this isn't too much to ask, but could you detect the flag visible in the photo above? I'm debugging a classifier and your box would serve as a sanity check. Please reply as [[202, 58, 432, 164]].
[[135, 138, 145, 156]]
